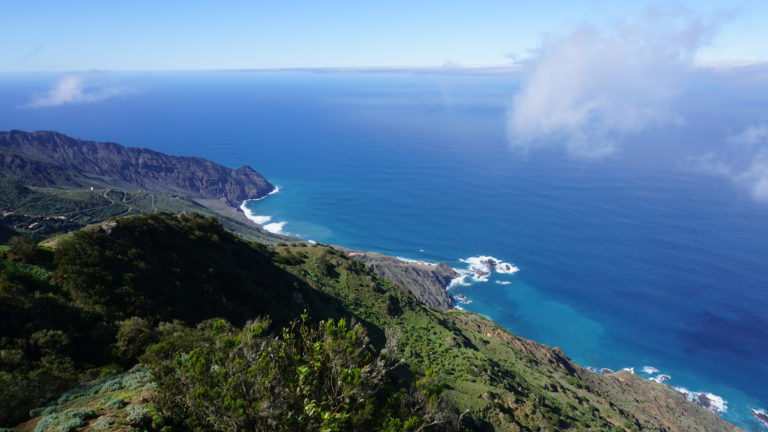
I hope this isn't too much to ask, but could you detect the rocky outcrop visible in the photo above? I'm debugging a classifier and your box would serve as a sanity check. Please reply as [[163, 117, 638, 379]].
[[450, 312, 744, 432], [752, 409, 768, 428], [0, 130, 274, 206], [347, 251, 458, 310], [582, 370, 743, 432]]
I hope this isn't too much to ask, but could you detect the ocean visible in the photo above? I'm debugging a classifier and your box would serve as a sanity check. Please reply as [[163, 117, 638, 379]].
[[1, 69, 767, 429]]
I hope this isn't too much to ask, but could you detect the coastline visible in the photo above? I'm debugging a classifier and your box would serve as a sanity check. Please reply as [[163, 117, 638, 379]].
[[239, 186, 285, 233], [236, 186, 760, 430]]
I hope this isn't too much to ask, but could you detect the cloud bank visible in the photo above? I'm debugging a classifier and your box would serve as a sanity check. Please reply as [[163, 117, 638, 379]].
[[507, 8, 719, 158], [23, 72, 133, 108], [694, 124, 768, 202]]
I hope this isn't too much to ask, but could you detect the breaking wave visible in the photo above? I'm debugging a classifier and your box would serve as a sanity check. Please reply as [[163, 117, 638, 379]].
[[240, 186, 287, 234], [674, 387, 728, 414], [455, 255, 520, 283]]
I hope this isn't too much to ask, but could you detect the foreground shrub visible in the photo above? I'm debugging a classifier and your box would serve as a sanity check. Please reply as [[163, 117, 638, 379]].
[[146, 315, 450, 432]]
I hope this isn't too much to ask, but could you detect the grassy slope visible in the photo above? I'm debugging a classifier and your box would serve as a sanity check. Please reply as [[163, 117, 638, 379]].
[[14, 368, 156, 432], [0, 179, 289, 244], [10, 215, 740, 432], [272, 244, 740, 432]]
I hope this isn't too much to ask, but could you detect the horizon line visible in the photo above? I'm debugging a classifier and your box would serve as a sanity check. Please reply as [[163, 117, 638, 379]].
[[0, 60, 766, 75]]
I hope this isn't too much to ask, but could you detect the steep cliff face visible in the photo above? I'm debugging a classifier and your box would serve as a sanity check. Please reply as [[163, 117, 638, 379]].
[[347, 250, 458, 310], [0, 152, 85, 187], [0, 130, 274, 206]]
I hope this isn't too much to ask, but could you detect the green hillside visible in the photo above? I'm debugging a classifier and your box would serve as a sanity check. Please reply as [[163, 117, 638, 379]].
[[0, 178, 287, 243], [0, 213, 739, 432]]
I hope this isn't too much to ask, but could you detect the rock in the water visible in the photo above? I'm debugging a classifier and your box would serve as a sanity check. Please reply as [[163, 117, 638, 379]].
[[752, 408, 768, 427], [674, 388, 727, 415]]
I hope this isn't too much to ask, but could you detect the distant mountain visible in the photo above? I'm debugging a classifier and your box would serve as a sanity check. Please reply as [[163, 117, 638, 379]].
[[0, 130, 288, 244], [0, 130, 275, 207]]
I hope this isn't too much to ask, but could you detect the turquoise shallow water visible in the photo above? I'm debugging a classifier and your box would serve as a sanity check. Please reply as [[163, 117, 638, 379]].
[[1, 70, 767, 429]]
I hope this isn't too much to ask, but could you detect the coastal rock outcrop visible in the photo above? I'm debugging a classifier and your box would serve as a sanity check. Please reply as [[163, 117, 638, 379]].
[[581, 370, 741, 432], [346, 251, 458, 310], [0, 130, 274, 206], [752, 409, 768, 428]]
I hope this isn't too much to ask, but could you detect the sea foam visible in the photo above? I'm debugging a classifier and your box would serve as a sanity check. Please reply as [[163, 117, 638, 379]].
[[674, 387, 728, 414], [642, 366, 660, 374], [251, 215, 273, 224], [254, 185, 280, 200], [395, 256, 434, 266], [240, 187, 287, 233], [263, 221, 287, 234], [448, 273, 471, 288], [649, 374, 671, 383], [458, 255, 520, 282]]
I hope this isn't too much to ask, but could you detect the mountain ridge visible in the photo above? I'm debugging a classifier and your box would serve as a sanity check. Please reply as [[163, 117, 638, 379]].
[[0, 130, 275, 207]]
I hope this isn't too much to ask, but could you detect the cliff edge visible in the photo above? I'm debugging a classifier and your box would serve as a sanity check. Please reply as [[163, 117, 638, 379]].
[[0, 130, 274, 207]]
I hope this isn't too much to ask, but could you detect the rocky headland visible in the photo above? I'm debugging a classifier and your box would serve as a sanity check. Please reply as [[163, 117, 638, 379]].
[[0, 130, 275, 206], [345, 250, 458, 310]]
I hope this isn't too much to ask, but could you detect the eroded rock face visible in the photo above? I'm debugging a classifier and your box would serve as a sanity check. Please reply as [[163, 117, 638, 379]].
[[347, 251, 458, 310], [0, 130, 274, 206]]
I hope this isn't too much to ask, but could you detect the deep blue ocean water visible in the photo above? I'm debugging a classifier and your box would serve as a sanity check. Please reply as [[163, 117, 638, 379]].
[[1, 70, 767, 429]]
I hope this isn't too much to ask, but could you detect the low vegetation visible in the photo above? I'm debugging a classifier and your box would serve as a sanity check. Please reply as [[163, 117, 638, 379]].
[[0, 213, 737, 431], [0, 178, 284, 243]]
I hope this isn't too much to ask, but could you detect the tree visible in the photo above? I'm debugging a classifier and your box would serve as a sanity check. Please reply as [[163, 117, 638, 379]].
[[114, 317, 156, 365], [6, 235, 38, 263], [146, 315, 450, 432]]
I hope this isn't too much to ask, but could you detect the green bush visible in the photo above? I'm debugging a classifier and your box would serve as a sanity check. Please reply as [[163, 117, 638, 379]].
[[6, 236, 39, 263], [104, 397, 126, 409], [146, 315, 445, 432], [90, 416, 114, 430], [126, 404, 150, 424], [114, 317, 156, 364], [34, 408, 96, 432]]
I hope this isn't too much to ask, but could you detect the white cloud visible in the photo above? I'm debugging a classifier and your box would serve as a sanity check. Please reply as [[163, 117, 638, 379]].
[[507, 7, 719, 158], [728, 124, 768, 147], [22, 72, 133, 108], [741, 151, 768, 201], [694, 124, 768, 201]]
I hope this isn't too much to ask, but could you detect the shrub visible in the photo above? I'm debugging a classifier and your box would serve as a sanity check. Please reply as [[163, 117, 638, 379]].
[[104, 397, 126, 409], [34, 408, 96, 432], [125, 404, 150, 424], [90, 416, 114, 430], [114, 317, 156, 364], [6, 236, 39, 263], [146, 315, 445, 432]]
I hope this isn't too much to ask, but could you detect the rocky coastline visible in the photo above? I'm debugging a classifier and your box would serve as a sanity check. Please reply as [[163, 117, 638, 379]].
[[345, 250, 458, 310]]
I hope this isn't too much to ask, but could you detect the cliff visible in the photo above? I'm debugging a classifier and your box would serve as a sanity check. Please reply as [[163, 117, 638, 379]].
[[0, 130, 274, 206], [346, 250, 458, 310]]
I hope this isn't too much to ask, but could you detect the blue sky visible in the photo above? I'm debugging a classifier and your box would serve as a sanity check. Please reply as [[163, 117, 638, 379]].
[[0, 0, 765, 71]]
